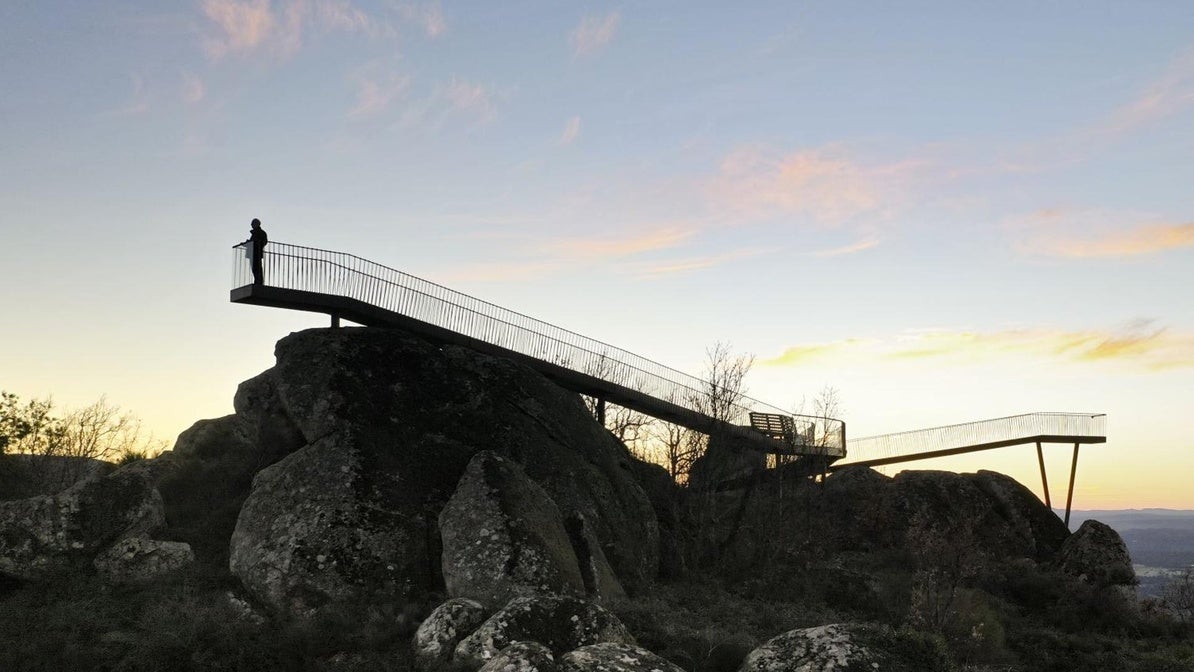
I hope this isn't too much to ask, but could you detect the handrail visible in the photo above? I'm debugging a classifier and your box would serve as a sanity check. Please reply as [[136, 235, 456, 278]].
[[841, 412, 1106, 465], [232, 241, 847, 456]]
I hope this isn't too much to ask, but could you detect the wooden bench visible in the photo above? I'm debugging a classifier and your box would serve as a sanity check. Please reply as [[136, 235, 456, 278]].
[[749, 412, 816, 446]]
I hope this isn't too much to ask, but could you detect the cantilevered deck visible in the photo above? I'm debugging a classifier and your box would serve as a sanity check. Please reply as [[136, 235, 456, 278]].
[[835, 412, 1106, 526]]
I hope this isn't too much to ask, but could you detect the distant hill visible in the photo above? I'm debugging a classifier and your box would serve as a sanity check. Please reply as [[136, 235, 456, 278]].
[[1067, 509, 1194, 597]]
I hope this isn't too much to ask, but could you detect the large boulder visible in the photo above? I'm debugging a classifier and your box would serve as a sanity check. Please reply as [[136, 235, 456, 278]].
[[791, 467, 1066, 560], [440, 451, 586, 608], [454, 595, 635, 670], [229, 327, 658, 616], [156, 414, 295, 568], [688, 434, 767, 493], [736, 623, 953, 672], [1056, 519, 1136, 587], [968, 470, 1070, 560], [0, 464, 164, 580], [559, 643, 684, 672], [229, 431, 433, 615], [172, 414, 257, 460]]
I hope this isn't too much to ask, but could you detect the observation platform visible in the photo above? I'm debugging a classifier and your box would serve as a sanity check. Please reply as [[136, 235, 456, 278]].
[[231, 242, 845, 461]]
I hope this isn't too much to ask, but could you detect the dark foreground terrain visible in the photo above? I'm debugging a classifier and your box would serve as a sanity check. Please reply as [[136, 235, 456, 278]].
[[2, 327, 1192, 671]]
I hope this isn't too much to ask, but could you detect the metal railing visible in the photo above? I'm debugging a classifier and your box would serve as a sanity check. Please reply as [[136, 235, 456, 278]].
[[841, 412, 1106, 465], [232, 242, 846, 456]]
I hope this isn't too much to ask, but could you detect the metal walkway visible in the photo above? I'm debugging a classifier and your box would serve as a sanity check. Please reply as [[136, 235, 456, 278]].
[[835, 412, 1106, 526], [231, 242, 845, 458]]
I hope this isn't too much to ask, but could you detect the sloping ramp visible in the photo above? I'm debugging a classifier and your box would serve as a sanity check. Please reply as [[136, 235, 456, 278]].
[[230, 242, 845, 459]]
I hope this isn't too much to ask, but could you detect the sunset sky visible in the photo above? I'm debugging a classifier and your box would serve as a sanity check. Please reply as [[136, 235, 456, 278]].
[[2, 2, 1191, 509]]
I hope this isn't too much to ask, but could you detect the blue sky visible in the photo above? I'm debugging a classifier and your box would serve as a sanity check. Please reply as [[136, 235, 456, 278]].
[[2, 1, 1192, 507]]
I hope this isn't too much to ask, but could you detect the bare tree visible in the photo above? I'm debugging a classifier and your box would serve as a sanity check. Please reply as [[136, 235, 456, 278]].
[[57, 396, 162, 462], [650, 391, 706, 484], [688, 341, 754, 428], [579, 352, 658, 459], [1162, 565, 1194, 624], [683, 342, 755, 489], [1, 392, 166, 493]]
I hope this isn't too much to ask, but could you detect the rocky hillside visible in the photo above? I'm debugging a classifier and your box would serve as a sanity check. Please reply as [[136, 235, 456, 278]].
[[1, 327, 1186, 672]]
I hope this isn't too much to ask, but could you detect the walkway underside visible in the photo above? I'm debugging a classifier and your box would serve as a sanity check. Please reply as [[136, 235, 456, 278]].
[[832, 434, 1106, 469], [232, 284, 809, 456]]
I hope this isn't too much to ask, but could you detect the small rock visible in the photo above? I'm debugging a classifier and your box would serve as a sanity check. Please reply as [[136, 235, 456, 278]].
[[736, 623, 953, 672], [737, 624, 865, 672], [558, 643, 684, 672], [454, 595, 634, 670], [478, 641, 557, 672], [93, 537, 194, 583], [414, 597, 489, 671]]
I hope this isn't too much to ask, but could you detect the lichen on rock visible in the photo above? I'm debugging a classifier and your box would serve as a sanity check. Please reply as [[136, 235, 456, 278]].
[[454, 595, 635, 670], [439, 451, 586, 609], [0, 464, 165, 580], [1056, 519, 1137, 588], [414, 597, 490, 671], [558, 642, 684, 672]]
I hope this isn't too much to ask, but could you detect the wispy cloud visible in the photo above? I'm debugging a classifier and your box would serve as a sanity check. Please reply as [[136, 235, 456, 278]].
[[314, 0, 373, 33], [348, 71, 410, 118], [397, 1, 446, 37], [201, 0, 282, 58], [393, 77, 500, 129], [439, 261, 565, 283], [760, 341, 865, 366], [1012, 209, 1194, 258], [443, 224, 729, 283], [200, 0, 381, 60], [1096, 48, 1194, 138], [570, 11, 620, 57], [558, 116, 582, 146], [762, 321, 1194, 371], [707, 145, 921, 225], [541, 226, 693, 259], [181, 72, 206, 105], [627, 247, 770, 279], [811, 235, 881, 257], [445, 78, 493, 116], [999, 48, 1194, 172], [111, 74, 151, 115]]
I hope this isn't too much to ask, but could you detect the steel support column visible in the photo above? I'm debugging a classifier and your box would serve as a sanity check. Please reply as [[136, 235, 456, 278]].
[[1064, 443, 1080, 529], [1036, 441, 1052, 509], [596, 398, 606, 427]]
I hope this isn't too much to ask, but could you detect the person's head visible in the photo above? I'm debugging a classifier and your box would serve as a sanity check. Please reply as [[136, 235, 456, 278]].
[[251, 218, 261, 229]]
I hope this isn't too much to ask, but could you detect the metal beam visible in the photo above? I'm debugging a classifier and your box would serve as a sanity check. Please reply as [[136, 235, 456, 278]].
[[1064, 443, 1080, 529], [1036, 441, 1051, 509], [831, 434, 1106, 470]]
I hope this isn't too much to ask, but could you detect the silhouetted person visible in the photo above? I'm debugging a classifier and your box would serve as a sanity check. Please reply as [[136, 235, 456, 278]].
[[243, 218, 268, 285]]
